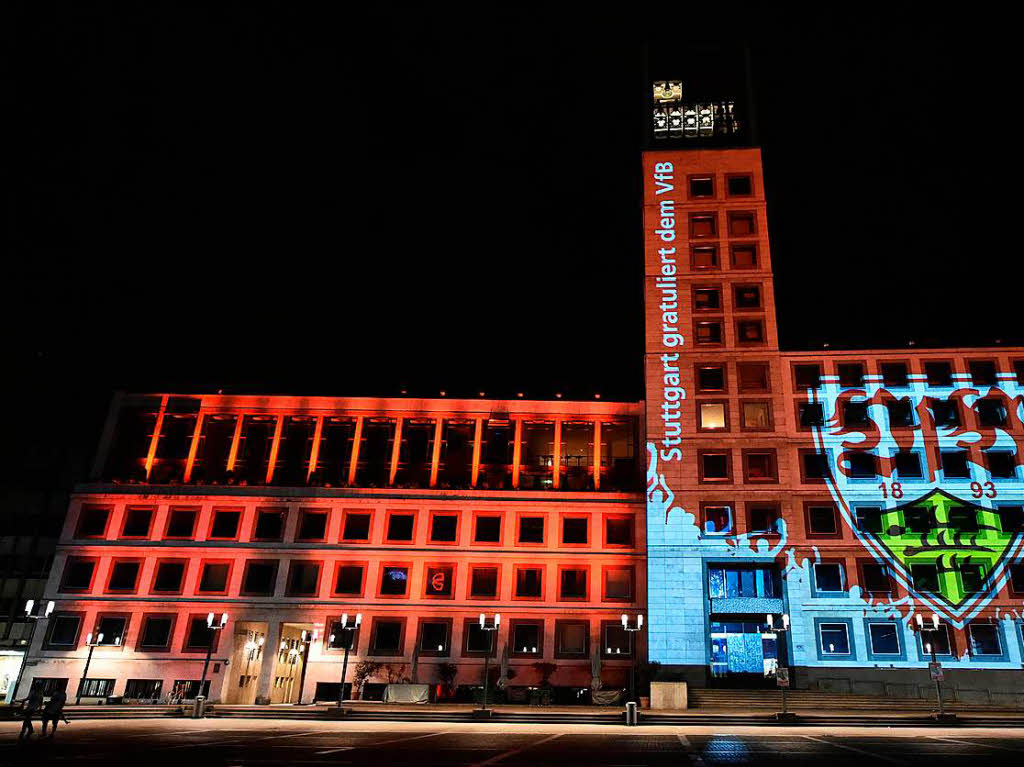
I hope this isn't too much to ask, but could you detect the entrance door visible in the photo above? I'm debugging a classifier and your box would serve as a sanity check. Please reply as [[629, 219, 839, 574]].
[[225, 622, 268, 704], [709, 619, 779, 687]]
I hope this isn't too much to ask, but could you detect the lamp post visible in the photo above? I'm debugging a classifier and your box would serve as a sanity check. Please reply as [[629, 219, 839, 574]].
[[914, 612, 946, 718], [295, 629, 318, 705], [329, 613, 361, 707], [13, 600, 54, 702], [478, 613, 500, 712], [621, 613, 644, 704], [767, 612, 791, 717], [196, 612, 228, 713], [76, 630, 119, 705]]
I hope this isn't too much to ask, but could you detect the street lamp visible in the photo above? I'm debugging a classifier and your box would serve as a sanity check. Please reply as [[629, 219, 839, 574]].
[[767, 613, 791, 717], [12, 600, 55, 700], [914, 612, 946, 717], [196, 612, 228, 714], [621, 613, 643, 704], [76, 630, 119, 705], [479, 613, 500, 712], [296, 629, 318, 705], [329, 613, 361, 708]]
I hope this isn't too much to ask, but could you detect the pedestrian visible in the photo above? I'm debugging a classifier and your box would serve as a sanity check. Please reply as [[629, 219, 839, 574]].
[[41, 688, 69, 738], [15, 686, 44, 742]]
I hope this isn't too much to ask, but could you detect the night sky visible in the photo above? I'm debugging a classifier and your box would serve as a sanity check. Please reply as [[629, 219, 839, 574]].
[[4, 6, 1021, 486]]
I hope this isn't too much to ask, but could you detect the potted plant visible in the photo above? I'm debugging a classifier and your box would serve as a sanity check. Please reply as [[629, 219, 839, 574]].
[[352, 660, 381, 701]]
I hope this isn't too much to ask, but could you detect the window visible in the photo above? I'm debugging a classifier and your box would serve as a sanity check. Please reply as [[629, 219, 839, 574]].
[[798, 403, 825, 428], [819, 623, 851, 655], [697, 365, 726, 392], [1016, 359, 1024, 383], [920, 623, 953, 655], [253, 508, 285, 541], [106, 561, 141, 593], [241, 561, 278, 596], [736, 319, 764, 344], [814, 563, 845, 593], [209, 509, 241, 540], [694, 287, 721, 311], [699, 402, 727, 431], [121, 507, 153, 538], [959, 563, 984, 594], [76, 507, 110, 539], [887, 400, 914, 427], [386, 513, 415, 542], [138, 616, 173, 649], [298, 509, 329, 541], [152, 560, 186, 594], [743, 451, 777, 482], [727, 174, 752, 196], [603, 566, 634, 600], [800, 451, 831, 481], [46, 615, 81, 648], [748, 505, 779, 534], [424, 565, 454, 598], [96, 615, 127, 645], [511, 622, 542, 656], [555, 621, 589, 657], [894, 451, 922, 478], [699, 452, 731, 482], [737, 363, 770, 392], [807, 504, 838, 536], [286, 561, 321, 596], [702, 505, 733, 535], [165, 508, 198, 539], [198, 562, 230, 594], [855, 506, 883, 533], [333, 564, 364, 596], [1011, 563, 1024, 593], [474, 514, 502, 543], [518, 516, 544, 544], [605, 516, 634, 546], [969, 360, 998, 387], [125, 679, 163, 699], [998, 506, 1024, 533], [949, 505, 979, 533], [691, 245, 719, 270], [941, 450, 971, 478], [837, 363, 865, 388], [430, 513, 459, 543], [868, 623, 901, 655], [689, 176, 714, 197], [730, 244, 757, 268], [562, 516, 588, 545], [379, 566, 409, 596], [689, 213, 716, 237], [469, 566, 499, 598], [846, 451, 877, 479], [515, 567, 543, 598], [184, 616, 217, 651], [418, 620, 451, 655], [734, 284, 761, 309], [741, 402, 771, 431], [695, 321, 723, 345], [793, 364, 822, 390], [880, 363, 909, 388], [911, 563, 939, 592], [968, 623, 1001, 655], [603, 623, 631, 657], [903, 506, 932, 533], [843, 401, 870, 426], [559, 568, 588, 600], [925, 361, 954, 387], [78, 679, 115, 698], [862, 563, 892, 593], [463, 621, 496, 655], [728, 211, 756, 236], [60, 558, 95, 592], [931, 400, 960, 428], [370, 619, 404, 655], [976, 398, 1008, 427]]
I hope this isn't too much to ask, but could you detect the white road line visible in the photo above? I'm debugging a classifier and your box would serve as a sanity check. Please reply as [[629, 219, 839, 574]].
[[677, 734, 708, 767], [469, 733, 563, 767], [316, 729, 449, 755], [928, 735, 1024, 752], [801, 735, 908, 765]]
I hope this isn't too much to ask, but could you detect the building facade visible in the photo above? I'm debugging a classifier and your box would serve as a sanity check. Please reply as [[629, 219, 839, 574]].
[[18, 395, 645, 703]]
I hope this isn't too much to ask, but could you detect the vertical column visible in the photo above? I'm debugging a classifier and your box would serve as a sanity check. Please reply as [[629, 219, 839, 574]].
[[511, 418, 523, 489], [144, 395, 169, 480], [307, 416, 323, 483], [389, 417, 404, 486], [347, 416, 364, 486], [254, 620, 283, 705], [264, 415, 284, 485], [429, 418, 444, 487], [593, 420, 602, 490], [226, 415, 245, 473], [552, 419, 562, 489], [470, 417, 483, 487], [183, 411, 205, 483]]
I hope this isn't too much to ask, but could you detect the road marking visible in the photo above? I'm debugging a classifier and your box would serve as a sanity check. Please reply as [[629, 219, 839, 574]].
[[677, 734, 708, 767], [316, 730, 448, 755], [469, 733, 563, 767], [801, 735, 908, 765], [928, 736, 1024, 752]]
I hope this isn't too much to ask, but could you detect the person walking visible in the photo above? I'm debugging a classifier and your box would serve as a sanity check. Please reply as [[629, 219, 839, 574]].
[[41, 688, 69, 738], [16, 687, 44, 742]]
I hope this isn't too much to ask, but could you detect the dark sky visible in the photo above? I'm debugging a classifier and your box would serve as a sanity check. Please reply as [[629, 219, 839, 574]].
[[4, 5, 1022, 483]]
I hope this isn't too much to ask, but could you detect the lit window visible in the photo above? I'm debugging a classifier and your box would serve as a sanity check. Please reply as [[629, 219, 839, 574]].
[[741, 402, 770, 430], [699, 403, 727, 430], [703, 506, 732, 535], [819, 623, 851, 655]]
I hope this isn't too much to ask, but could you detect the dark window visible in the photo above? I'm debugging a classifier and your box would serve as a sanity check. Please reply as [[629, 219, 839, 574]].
[[737, 363, 770, 392], [96, 616, 126, 645], [556, 621, 589, 656], [960, 564, 984, 594], [465, 623, 494, 653], [728, 211, 756, 236], [814, 563, 844, 592], [47, 615, 81, 647], [76, 507, 109, 539], [512, 623, 541, 655], [341, 512, 370, 541], [977, 399, 1007, 427], [925, 361, 953, 387], [287, 562, 320, 596], [692, 245, 719, 269], [703, 506, 732, 535], [165, 509, 198, 539], [562, 517, 588, 544], [121, 508, 153, 538], [941, 450, 971, 478], [209, 510, 241, 539], [734, 285, 761, 309], [949, 506, 979, 533], [604, 568, 633, 600], [808, 505, 838, 535], [78, 679, 116, 698], [847, 452, 877, 479], [606, 517, 634, 545], [862, 564, 892, 593], [139, 617, 173, 648], [904, 506, 932, 533], [931, 400, 960, 427], [697, 365, 726, 392], [380, 566, 409, 596], [107, 561, 140, 592], [998, 506, 1024, 533], [749, 506, 779, 533], [911, 563, 939, 592], [868, 623, 900, 655], [969, 360, 998, 387], [386, 513, 415, 542], [371, 620, 403, 653], [334, 565, 364, 595], [241, 561, 278, 596], [696, 321, 723, 345], [921, 624, 952, 655], [419, 621, 450, 653], [299, 510, 329, 541], [560, 569, 587, 599], [689, 213, 716, 237], [855, 507, 883, 533], [474, 515, 501, 543], [61, 559, 95, 591], [430, 514, 458, 543], [727, 175, 752, 196], [515, 568, 543, 598], [253, 509, 285, 541], [887, 400, 914, 427], [689, 176, 714, 197], [968, 623, 1001, 655], [744, 451, 777, 481], [424, 565, 454, 597], [820, 624, 850, 655], [801, 451, 831, 480], [837, 363, 865, 388], [153, 561, 185, 593], [894, 451, 922, 478], [1015, 359, 1024, 383], [470, 567, 498, 598], [701, 452, 730, 480], [198, 563, 229, 593], [880, 363, 909, 387], [731, 244, 757, 268], [1011, 563, 1024, 593], [794, 364, 822, 390], [843, 401, 870, 426], [185, 617, 215, 650], [799, 403, 825, 427], [694, 287, 721, 310], [737, 319, 764, 343], [518, 517, 544, 544]]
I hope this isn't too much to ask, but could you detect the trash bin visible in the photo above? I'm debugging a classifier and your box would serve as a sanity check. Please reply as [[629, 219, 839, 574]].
[[192, 695, 206, 719], [625, 701, 638, 726]]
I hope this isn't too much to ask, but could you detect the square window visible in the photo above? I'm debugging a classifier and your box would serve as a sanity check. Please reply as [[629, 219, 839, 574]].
[[419, 621, 450, 654], [559, 568, 588, 600], [511, 622, 542, 656], [603, 623, 631, 657], [949, 506, 979, 533], [556, 621, 589, 657], [76, 507, 110, 539], [911, 563, 939, 592], [699, 402, 727, 430], [730, 244, 758, 268], [469, 566, 499, 598], [604, 567, 633, 600], [894, 451, 922, 478], [121, 508, 153, 538], [819, 623, 851, 655], [976, 399, 1007, 427], [334, 564, 364, 595], [925, 361, 954, 387], [689, 213, 717, 238], [379, 566, 409, 596], [165, 508, 198, 539], [855, 506, 883, 533], [341, 512, 370, 541], [299, 510, 329, 541], [968, 623, 1001, 655], [430, 513, 458, 543], [370, 619, 404, 654], [703, 505, 733, 535], [846, 451, 877, 479], [253, 509, 285, 541], [798, 403, 825, 428], [697, 365, 726, 392], [152, 561, 186, 593], [107, 561, 140, 593], [868, 623, 900, 655], [887, 400, 914, 427], [998, 506, 1024, 533], [969, 360, 998, 387], [47, 615, 81, 648], [959, 563, 984, 594], [843, 401, 870, 426], [241, 560, 278, 596], [734, 284, 761, 309], [96, 615, 127, 646], [736, 319, 764, 344], [903, 506, 932, 533], [424, 565, 454, 598], [605, 517, 634, 546], [801, 451, 831, 481], [862, 563, 892, 593], [1011, 563, 1024, 593], [691, 245, 719, 270], [474, 515, 502, 543], [696, 321, 723, 345], [941, 450, 971, 478], [286, 562, 321, 596], [185, 616, 217, 651], [689, 176, 714, 197], [931, 400, 960, 427], [562, 517, 588, 545], [728, 211, 756, 236], [748, 505, 779, 534], [794, 364, 822, 390], [814, 563, 844, 592], [60, 558, 96, 592], [464, 622, 496, 655], [744, 451, 777, 482], [741, 401, 771, 430], [700, 452, 730, 481], [807, 504, 838, 535], [837, 363, 865, 388], [920, 624, 953, 656], [515, 567, 543, 598], [737, 363, 770, 392], [694, 287, 721, 310], [328, 618, 362, 651], [518, 516, 544, 544], [880, 363, 909, 388], [139, 616, 173, 649], [727, 175, 752, 196], [198, 563, 230, 594], [209, 509, 241, 540]]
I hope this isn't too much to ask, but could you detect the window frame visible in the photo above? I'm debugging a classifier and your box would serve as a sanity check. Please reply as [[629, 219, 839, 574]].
[[285, 559, 324, 597], [472, 512, 504, 546], [251, 507, 287, 542], [428, 511, 461, 545], [377, 562, 412, 599], [698, 450, 732, 483], [207, 507, 243, 541], [695, 364, 727, 393], [195, 558, 234, 596], [136, 613, 176, 652], [367, 616, 407, 657], [509, 619, 545, 659], [700, 502, 734, 536], [339, 509, 372, 543], [467, 564, 501, 600], [183, 613, 223, 653], [163, 507, 199, 540], [512, 564, 545, 601], [601, 565, 635, 602], [603, 514, 635, 548], [59, 556, 98, 594], [105, 558, 143, 595], [119, 506, 155, 540], [423, 562, 456, 600], [239, 559, 280, 597], [816, 620, 853, 657], [557, 565, 590, 601], [554, 619, 590, 659], [150, 558, 188, 596], [415, 617, 454, 657], [461, 618, 498, 658], [804, 501, 841, 539], [384, 510, 418, 544]]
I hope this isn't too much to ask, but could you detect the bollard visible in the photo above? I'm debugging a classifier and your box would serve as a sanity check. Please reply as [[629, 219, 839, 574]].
[[192, 695, 206, 719], [625, 700, 638, 726]]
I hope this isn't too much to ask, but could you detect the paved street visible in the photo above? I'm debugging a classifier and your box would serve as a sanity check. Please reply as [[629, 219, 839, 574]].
[[4, 719, 1024, 766]]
